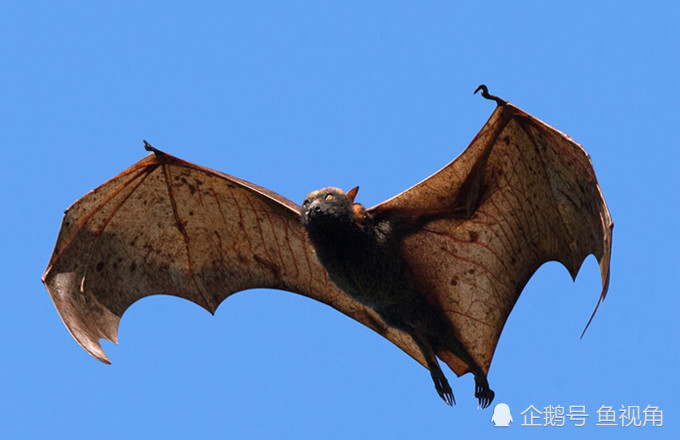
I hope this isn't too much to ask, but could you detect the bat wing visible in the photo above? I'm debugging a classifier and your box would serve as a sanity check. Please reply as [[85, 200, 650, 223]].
[[43, 145, 425, 365], [369, 103, 613, 377]]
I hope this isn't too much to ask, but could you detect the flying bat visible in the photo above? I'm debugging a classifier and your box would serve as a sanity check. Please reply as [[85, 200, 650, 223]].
[[42, 86, 613, 408]]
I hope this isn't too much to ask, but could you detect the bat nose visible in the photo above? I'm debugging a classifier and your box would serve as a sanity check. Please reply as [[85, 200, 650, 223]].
[[305, 201, 323, 220]]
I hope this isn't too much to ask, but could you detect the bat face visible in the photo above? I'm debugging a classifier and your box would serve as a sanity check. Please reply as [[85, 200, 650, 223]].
[[300, 187, 354, 227]]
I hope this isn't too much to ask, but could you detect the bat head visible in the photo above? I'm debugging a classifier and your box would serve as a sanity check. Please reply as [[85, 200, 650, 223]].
[[301, 187, 360, 229]]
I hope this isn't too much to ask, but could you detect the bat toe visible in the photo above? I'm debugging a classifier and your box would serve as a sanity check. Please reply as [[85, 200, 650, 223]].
[[431, 372, 455, 406], [474, 375, 495, 409]]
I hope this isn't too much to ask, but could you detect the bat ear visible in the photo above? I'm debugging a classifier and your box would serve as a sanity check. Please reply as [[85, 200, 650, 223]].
[[346, 186, 359, 203]]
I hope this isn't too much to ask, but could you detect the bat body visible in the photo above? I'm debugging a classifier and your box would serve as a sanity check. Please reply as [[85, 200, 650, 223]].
[[301, 186, 493, 406], [43, 87, 613, 408]]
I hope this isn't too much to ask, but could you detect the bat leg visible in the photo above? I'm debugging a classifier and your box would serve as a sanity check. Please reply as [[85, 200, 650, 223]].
[[473, 373, 495, 409], [412, 333, 455, 406], [437, 327, 495, 408]]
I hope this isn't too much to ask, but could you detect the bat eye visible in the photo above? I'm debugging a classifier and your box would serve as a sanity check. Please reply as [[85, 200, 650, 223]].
[[302, 200, 310, 208], [325, 193, 334, 201]]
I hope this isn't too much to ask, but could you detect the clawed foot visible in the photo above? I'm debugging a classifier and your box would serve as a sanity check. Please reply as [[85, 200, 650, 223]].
[[432, 371, 456, 406], [474, 375, 495, 409]]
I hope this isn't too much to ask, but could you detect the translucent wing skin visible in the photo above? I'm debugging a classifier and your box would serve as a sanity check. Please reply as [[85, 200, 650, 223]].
[[370, 103, 613, 377], [42, 147, 425, 365]]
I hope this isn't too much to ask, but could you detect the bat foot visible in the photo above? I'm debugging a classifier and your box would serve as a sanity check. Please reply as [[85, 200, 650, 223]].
[[474, 375, 495, 409], [431, 370, 455, 406]]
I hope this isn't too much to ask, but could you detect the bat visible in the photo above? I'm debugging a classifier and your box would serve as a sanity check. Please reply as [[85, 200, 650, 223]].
[[42, 86, 613, 408]]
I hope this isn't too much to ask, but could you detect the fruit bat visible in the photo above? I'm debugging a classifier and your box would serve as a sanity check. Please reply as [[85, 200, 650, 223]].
[[42, 86, 613, 408]]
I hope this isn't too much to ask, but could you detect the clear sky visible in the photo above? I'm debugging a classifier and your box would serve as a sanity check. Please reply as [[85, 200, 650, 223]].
[[2, 1, 678, 439]]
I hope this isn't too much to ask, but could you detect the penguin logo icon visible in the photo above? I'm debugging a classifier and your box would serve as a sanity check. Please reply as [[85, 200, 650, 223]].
[[491, 403, 513, 427]]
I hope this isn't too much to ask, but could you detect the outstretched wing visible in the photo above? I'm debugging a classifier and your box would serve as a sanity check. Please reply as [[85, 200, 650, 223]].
[[43, 146, 425, 365], [370, 103, 613, 377]]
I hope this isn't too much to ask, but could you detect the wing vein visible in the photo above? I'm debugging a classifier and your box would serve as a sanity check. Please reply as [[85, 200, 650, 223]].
[[160, 163, 211, 308]]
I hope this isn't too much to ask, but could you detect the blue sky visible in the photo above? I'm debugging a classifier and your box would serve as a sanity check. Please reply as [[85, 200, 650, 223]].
[[2, 1, 678, 439]]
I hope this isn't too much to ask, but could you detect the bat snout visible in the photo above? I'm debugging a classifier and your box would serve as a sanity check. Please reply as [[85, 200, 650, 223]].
[[302, 200, 324, 222]]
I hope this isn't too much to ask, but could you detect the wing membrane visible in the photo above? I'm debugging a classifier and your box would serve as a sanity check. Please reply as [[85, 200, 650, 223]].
[[43, 149, 425, 365], [372, 104, 613, 376]]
